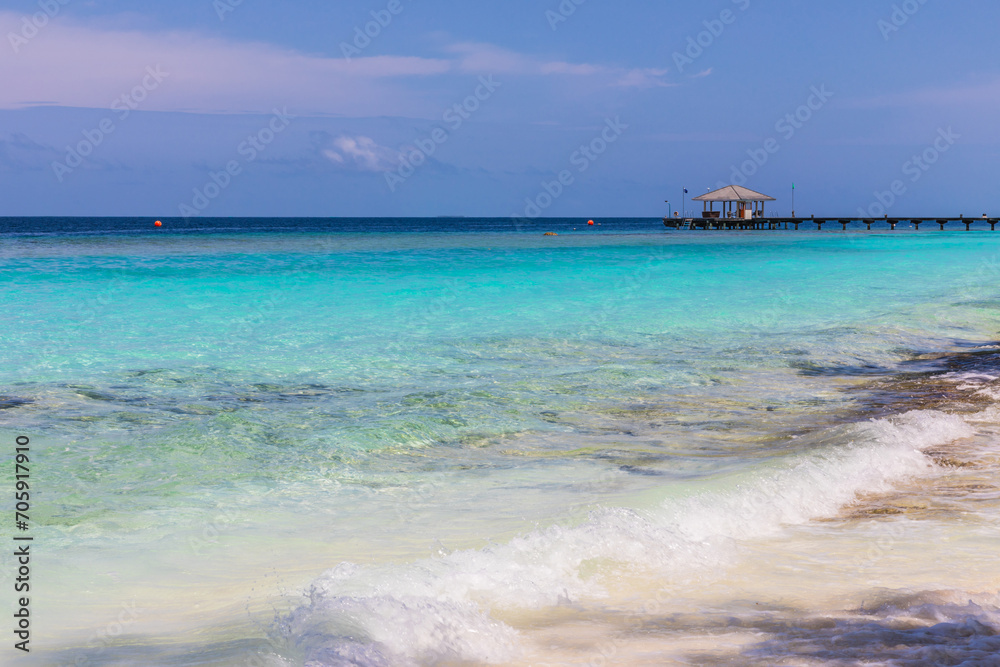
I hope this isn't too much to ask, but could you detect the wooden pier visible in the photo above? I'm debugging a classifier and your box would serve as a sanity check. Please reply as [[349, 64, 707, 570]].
[[663, 215, 1000, 231], [666, 186, 997, 232]]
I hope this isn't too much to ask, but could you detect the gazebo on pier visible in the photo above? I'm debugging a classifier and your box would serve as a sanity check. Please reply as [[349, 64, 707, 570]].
[[693, 185, 776, 219]]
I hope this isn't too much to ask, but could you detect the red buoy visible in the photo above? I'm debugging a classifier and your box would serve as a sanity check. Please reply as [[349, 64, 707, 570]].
[[587, 220, 595, 226], [154, 220, 162, 227]]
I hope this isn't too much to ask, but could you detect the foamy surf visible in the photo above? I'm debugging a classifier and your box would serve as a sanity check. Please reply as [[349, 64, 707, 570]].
[[282, 410, 977, 665]]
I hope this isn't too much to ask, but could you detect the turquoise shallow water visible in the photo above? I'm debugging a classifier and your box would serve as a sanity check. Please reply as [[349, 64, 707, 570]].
[[3, 221, 1000, 665]]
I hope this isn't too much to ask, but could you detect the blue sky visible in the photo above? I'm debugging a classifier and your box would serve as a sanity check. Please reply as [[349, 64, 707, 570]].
[[1, 0, 998, 218]]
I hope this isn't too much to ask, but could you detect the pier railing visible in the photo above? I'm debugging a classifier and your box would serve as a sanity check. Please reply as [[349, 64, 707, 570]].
[[663, 216, 1000, 231]]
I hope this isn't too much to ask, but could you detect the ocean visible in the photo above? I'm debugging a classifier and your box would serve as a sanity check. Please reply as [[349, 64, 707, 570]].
[[2, 217, 999, 666]]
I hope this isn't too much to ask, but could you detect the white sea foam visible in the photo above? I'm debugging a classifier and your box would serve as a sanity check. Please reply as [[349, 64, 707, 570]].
[[940, 372, 999, 383], [284, 410, 977, 665], [939, 370, 1000, 394]]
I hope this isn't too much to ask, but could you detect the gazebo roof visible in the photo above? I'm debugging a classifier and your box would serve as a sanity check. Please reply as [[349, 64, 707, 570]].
[[692, 185, 776, 202]]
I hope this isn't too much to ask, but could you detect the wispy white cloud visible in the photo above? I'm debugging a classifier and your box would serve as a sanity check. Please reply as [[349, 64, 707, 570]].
[[616, 68, 673, 88], [447, 42, 535, 74], [0, 13, 673, 116], [0, 12, 452, 117], [446, 41, 671, 88]]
